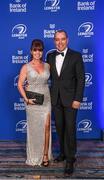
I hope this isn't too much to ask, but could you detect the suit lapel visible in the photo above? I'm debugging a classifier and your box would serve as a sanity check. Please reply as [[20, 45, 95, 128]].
[[60, 48, 72, 76], [52, 49, 72, 77], [52, 52, 59, 77]]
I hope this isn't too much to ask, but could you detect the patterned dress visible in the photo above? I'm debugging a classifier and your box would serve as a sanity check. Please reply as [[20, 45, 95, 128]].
[[25, 62, 51, 166]]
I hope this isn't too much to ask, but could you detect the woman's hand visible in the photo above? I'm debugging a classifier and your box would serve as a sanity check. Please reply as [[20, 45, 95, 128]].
[[26, 99, 36, 105]]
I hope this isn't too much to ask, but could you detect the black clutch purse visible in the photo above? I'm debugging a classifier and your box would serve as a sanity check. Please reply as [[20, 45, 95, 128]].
[[25, 91, 44, 105]]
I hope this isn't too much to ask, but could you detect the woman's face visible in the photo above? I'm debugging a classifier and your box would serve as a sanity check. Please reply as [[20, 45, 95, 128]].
[[31, 48, 43, 60]]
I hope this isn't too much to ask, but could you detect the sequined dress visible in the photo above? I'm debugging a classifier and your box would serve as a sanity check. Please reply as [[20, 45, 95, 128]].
[[25, 62, 51, 166]]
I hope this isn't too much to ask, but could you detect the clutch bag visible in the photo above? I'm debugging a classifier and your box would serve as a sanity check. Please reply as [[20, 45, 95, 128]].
[[25, 90, 44, 105]]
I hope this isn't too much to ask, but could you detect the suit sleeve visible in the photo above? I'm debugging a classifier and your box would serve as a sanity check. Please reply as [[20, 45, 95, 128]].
[[74, 53, 85, 102], [46, 53, 50, 65], [46, 53, 52, 84]]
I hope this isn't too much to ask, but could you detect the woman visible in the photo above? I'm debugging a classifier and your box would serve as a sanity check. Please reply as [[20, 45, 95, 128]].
[[18, 39, 51, 166]]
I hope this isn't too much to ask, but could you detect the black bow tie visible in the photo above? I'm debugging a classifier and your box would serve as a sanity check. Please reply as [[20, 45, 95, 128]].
[[56, 51, 64, 57]]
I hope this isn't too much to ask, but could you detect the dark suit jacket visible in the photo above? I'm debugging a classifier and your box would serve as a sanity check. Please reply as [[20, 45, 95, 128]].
[[47, 48, 85, 107]]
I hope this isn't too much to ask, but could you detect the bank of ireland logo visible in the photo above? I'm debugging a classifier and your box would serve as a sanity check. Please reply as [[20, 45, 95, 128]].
[[16, 120, 27, 133], [9, 0, 27, 13], [44, 0, 60, 12], [85, 73, 92, 87], [78, 22, 94, 37], [77, 119, 92, 133], [77, 1, 96, 11], [12, 24, 27, 39]]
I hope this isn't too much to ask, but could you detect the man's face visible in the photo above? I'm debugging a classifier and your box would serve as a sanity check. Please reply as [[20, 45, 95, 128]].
[[54, 32, 68, 52]]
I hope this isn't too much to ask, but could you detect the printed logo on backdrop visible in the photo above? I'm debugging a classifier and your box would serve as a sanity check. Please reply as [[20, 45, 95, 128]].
[[9, 0, 27, 13], [12, 24, 27, 39], [85, 73, 93, 87], [44, 0, 60, 12], [14, 74, 27, 87], [15, 0, 21, 2], [45, 48, 56, 59], [77, 119, 92, 133], [44, 24, 57, 38], [14, 75, 19, 87], [77, 1, 96, 11], [52, 120, 57, 133], [78, 22, 94, 37], [82, 49, 93, 63], [14, 98, 25, 111], [12, 50, 28, 64], [16, 120, 27, 133], [80, 97, 93, 110]]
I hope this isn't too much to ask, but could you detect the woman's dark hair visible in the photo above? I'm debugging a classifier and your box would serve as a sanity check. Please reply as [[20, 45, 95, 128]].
[[30, 39, 44, 60], [30, 39, 44, 51]]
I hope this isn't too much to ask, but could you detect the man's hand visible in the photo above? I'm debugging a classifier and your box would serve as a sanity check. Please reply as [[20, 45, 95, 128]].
[[72, 101, 81, 109]]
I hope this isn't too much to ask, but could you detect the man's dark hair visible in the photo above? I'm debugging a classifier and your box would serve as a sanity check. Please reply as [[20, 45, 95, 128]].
[[54, 29, 68, 39]]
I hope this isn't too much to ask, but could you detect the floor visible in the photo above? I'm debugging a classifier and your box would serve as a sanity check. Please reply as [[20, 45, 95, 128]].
[[0, 140, 104, 179]]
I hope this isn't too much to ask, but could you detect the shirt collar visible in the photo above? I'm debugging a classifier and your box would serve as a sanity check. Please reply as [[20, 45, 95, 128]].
[[57, 47, 68, 57]]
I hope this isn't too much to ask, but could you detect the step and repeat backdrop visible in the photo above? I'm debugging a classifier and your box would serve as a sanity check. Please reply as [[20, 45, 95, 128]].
[[0, 0, 103, 141]]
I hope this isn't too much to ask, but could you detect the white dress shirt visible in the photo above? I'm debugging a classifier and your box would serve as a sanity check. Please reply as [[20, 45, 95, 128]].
[[56, 48, 68, 76]]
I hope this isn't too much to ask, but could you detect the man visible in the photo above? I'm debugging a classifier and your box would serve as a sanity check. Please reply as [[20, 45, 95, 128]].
[[47, 30, 85, 176]]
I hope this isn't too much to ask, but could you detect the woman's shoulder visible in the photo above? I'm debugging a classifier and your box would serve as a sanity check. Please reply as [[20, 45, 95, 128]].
[[20, 63, 26, 70], [24, 62, 30, 68], [20, 62, 30, 72]]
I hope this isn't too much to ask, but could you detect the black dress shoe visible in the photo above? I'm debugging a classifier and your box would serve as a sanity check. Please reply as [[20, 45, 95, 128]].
[[64, 162, 74, 176], [54, 154, 65, 162]]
